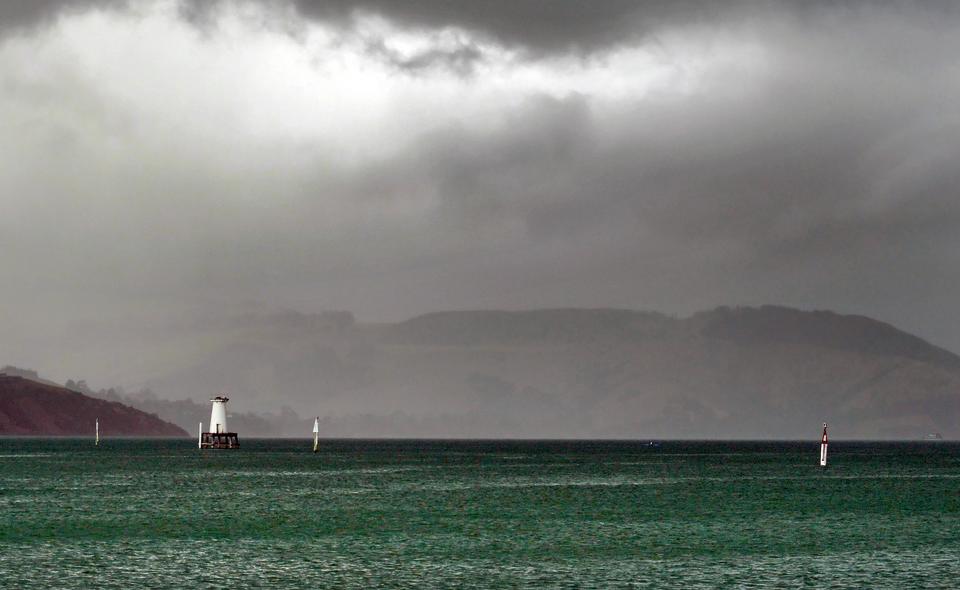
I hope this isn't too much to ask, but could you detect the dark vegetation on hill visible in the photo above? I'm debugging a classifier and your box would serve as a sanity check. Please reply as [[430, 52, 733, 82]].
[[0, 374, 187, 436], [60, 378, 302, 437]]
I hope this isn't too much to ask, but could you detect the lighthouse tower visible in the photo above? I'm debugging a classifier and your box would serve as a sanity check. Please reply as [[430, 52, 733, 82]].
[[210, 397, 228, 433], [199, 395, 240, 449]]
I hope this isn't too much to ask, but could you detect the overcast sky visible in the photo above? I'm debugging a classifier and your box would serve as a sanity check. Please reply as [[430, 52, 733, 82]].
[[4, 0, 960, 376]]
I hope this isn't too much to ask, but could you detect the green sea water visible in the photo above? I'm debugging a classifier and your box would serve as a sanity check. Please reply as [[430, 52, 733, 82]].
[[0, 439, 958, 588]]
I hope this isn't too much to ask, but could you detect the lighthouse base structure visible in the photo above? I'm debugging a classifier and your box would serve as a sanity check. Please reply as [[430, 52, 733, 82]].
[[200, 432, 240, 449]]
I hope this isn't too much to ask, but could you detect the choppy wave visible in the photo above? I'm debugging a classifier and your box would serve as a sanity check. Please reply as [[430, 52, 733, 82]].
[[1, 439, 958, 588], [1, 541, 957, 589]]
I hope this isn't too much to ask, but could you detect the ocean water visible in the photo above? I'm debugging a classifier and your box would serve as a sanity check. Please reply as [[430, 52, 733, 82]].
[[0, 439, 958, 589]]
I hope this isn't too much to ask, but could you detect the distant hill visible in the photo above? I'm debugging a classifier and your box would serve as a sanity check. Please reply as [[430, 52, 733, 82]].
[[128, 305, 960, 439], [92, 388, 302, 438], [0, 375, 187, 436]]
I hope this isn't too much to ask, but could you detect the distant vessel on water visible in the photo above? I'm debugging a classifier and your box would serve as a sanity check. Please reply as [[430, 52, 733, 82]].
[[313, 417, 319, 453], [819, 422, 828, 467], [199, 396, 240, 449], [924, 432, 944, 441]]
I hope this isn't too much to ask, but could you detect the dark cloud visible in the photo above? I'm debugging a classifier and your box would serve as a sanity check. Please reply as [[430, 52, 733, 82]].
[[7, 1, 960, 63], [361, 36, 485, 76], [288, 0, 680, 56], [0, 0, 127, 34], [288, 1, 960, 57], [0, 0, 75, 30], [0, 0, 690, 53]]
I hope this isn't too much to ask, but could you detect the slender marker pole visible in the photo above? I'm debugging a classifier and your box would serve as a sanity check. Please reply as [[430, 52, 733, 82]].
[[312, 416, 319, 453], [198, 422, 203, 449], [819, 422, 828, 467], [95, 418, 99, 446]]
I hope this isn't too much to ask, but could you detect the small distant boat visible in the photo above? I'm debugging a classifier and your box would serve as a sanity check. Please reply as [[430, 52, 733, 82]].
[[819, 422, 828, 467], [925, 433, 944, 441], [95, 418, 99, 446], [312, 417, 319, 453]]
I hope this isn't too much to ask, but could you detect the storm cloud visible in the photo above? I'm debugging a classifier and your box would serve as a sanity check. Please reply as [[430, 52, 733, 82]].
[[3, 0, 960, 385]]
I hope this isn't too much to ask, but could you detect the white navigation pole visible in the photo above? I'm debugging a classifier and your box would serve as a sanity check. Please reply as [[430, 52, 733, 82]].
[[313, 416, 320, 453], [198, 422, 203, 449], [819, 422, 829, 467], [95, 418, 99, 446]]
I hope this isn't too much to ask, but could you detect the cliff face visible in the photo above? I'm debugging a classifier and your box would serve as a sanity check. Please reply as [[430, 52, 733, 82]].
[[0, 375, 187, 436], [133, 305, 960, 439]]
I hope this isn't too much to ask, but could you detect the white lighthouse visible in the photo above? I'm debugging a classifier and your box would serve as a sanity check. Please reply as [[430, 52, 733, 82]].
[[210, 396, 228, 433], [199, 395, 240, 449]]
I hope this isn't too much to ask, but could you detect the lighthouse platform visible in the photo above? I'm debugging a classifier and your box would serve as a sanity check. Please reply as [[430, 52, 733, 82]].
[[200, 432, 240, 449]]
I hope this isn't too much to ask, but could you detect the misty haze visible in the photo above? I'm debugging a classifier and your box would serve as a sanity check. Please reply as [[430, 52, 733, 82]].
[[3, 1, 960, 440], [7, 304, 960, 440]]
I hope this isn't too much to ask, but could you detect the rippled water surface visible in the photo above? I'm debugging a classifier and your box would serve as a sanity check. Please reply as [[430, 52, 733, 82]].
[[1, 439, 958, 588]]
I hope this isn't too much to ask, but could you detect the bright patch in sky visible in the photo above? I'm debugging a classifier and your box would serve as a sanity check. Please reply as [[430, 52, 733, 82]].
[[0, 0, 765, 160]]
